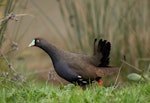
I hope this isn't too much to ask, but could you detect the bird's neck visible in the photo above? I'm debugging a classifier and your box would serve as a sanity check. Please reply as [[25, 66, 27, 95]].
[[39, 43, 62, 63]]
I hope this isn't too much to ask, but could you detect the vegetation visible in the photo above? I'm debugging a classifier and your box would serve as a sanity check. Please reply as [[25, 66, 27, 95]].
[[56, 0, 150, 67], [0, 79, 150, 103], [0, 0, 150, 103]]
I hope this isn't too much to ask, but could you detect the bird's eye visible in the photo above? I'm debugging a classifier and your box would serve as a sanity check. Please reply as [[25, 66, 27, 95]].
[[36, 39, 40, 43]]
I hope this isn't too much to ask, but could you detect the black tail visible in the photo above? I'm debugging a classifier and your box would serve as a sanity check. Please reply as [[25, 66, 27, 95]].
[[98, 39, 111, 67], [93, 39, 111, 67]]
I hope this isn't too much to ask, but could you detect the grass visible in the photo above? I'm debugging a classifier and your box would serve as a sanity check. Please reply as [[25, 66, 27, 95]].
[[0, 0, 18, 47], [0, 79, 150, 103]]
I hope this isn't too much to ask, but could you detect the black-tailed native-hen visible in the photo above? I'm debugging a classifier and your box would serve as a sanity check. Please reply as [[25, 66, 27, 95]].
[[28, 38, 118, 86]]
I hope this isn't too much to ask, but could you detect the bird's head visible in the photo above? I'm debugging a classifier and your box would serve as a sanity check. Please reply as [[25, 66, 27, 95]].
[[28, 37, 46, 48]]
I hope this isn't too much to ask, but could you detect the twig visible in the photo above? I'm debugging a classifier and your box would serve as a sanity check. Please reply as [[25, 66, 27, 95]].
[[121, 60, 143, 72], [113, 61, 124, 87], [114, 58, 144, 87], [0, 49, 17, 73], [0, 12, 33, 23], [113, 55, 126, 87], [0, 49, 26, 83], [148, 63, 150, 72]]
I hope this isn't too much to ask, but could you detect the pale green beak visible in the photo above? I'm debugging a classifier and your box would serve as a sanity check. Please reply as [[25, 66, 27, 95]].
[[28, 39, 35, 47]]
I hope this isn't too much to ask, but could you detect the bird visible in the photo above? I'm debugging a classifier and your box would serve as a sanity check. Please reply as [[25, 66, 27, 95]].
[[28, 37, 118, 86]]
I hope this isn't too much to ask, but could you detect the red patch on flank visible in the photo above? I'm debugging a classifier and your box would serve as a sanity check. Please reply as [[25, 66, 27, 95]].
[[97, 80, 103, 86]]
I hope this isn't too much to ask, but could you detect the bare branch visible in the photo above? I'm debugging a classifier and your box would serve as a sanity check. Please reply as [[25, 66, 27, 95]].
[[0, 12, 34, 23]]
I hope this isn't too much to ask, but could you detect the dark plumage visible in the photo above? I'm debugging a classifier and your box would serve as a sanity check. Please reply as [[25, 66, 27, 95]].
[[28, 38, 118, 86]]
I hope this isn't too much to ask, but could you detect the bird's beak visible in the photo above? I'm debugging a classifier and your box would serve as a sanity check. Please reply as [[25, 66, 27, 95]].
[[28, 39, 35, 47]]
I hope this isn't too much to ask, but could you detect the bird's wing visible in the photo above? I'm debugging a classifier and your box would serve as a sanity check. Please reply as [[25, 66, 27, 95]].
[[54, 60, 89, 85]]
